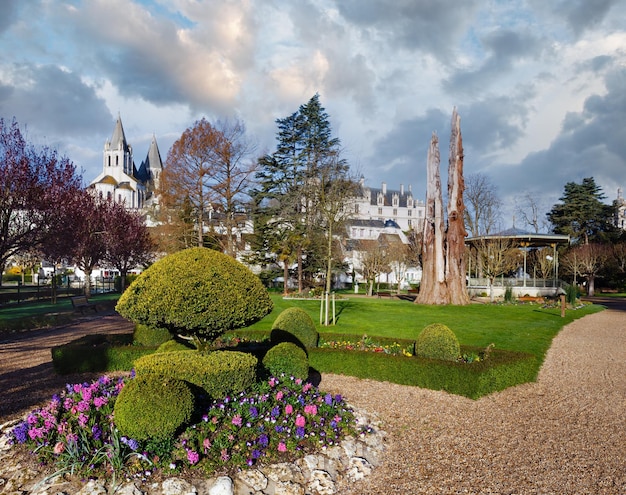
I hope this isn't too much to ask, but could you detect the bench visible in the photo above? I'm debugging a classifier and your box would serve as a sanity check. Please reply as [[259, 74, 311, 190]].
[[375, 291, 393, 298], [71, 295, 97, 314]]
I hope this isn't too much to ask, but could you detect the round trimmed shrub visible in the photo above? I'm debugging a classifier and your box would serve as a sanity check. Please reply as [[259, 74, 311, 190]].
[[134, 350, 258, 399], [133, 323, 172, 347], [116, 247, 273, 342], [262, 342, 309, 379], [270, 307, 319, 349], [113, 375, 194, 441], [155, 339, 196, 353], [416, 323, 460, 362]]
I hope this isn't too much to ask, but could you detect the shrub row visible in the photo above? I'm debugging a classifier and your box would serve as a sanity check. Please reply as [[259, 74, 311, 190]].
[[51, 334, 155, 374], [133, 350, 258, 399], [308, 346, 537, 399]]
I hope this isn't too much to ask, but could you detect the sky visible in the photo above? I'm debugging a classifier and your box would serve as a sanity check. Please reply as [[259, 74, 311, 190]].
[[1, 0, 625, 231]]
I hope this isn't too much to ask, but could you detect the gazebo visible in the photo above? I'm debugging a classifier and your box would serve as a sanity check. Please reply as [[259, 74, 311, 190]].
[[465, 231, 570, 298]]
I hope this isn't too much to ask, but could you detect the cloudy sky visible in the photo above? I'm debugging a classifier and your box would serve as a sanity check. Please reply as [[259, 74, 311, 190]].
[[1, 0, 625, 229]]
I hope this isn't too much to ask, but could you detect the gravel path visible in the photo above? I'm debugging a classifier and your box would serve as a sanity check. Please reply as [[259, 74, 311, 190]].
[[325, 298, 626, 494], [1, 300, 624, 494]]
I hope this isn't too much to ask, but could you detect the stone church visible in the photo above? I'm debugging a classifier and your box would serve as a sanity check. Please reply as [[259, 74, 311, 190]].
[[89, 115, 163, 209]]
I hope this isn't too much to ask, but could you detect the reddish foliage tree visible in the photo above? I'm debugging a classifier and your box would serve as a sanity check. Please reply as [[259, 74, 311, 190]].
[[102, 201, 156, 291], [0, 118, 81, 287]]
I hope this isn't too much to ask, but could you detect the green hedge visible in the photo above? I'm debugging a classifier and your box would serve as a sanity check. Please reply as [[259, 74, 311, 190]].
[[415, 323, 460, 362], [309, 347, 537, 399], [156, 339, 196, 353], [270, 307, 319, 349], [114, 375, 194, 441], [116, 247, 273, 341], [133, 350, 258, 399], [262, 342, 309, 379], [51, 334, 155, 374], [133, 323, 172, 347]]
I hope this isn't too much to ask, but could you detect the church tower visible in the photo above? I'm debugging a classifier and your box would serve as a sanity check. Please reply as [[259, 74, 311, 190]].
[[103, 116, 134, 181]]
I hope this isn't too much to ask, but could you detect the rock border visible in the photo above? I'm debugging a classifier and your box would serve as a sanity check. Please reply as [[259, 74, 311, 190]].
[[0, 408, 385, 495]]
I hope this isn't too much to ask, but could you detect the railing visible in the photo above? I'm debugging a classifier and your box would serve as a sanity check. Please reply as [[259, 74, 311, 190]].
[[468, 278, 567, 289]]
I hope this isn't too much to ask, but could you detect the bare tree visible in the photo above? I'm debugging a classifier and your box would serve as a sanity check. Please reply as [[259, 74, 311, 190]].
[[357, 240, 389, 297], [464, 173, 502, 236], [515, 192, 550, 233], [416, 108, 470, 305], [474, 237, 520, 302], [561, 243, 610, 296]]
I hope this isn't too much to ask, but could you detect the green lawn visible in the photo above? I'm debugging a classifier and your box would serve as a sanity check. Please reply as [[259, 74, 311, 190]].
[[248, 294, 604, 362]]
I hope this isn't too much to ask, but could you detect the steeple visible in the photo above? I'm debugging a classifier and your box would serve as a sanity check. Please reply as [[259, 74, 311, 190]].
[[104, 114, 133, 177]]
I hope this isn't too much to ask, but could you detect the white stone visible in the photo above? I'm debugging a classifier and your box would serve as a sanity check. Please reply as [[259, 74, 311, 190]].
[[236, 469, 267, 491], [208, 476, 234, 495], [345, 457, 372, 482], [161, 477, 198, 495], [306, 469, 335, 495], [76, 479, 107, 495], [116, 482, 145, 495], [274, 480, 305, 495], [263, 462, 304, 484]]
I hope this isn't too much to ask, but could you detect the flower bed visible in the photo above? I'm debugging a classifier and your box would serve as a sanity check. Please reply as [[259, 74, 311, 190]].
[[7, 374, 359, 481]]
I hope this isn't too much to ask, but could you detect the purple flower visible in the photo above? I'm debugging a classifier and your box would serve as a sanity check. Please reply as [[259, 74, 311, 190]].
[[271, 406, 280, 418], [324, 393, 333, 405], [252, 449, 261, 459], [258, 434, 269, 448], [275, 425, 284, 433], [11, 423, 28, 444], [296, 426, 305, 438], [91, 424, 102, 441], [335, 394, 342, 403], [127, 438, 139, 451], [249, 406, 258, 418]]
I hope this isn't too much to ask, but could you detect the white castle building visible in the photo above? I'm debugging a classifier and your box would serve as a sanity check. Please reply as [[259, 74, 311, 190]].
[[88, 115, 163, 209]]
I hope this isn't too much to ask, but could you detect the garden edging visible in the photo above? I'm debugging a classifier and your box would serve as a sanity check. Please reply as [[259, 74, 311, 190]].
[[0, 407, 385, 495]]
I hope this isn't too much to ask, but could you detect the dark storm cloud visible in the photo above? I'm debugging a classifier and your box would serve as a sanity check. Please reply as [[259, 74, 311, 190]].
[[554, 0, 618, 36], [443, 30, 547, 95], [489, 66, 626, 202], [0, 64, 111, 136], [333, 0, 480, 58], [0, 0, 19, 33]]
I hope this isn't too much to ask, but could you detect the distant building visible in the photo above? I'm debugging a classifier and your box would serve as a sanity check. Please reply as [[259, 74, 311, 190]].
[[88, 115, 163, 210], [615, 188, 626, 230], [349, 179, 425, 232]]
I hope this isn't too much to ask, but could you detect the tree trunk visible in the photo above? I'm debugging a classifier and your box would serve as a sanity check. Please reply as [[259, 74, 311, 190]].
[[416, 132, 448, 304], [446, 108, 470, 305], [587, 276, 595, 296]]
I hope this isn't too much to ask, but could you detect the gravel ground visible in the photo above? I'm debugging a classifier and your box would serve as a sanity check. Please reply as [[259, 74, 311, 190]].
[[1, 300, 624, 494], [325, 299, 626, 494]]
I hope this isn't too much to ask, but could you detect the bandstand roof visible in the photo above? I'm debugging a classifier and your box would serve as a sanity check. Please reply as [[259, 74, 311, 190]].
[[466, 231, 570, 248]]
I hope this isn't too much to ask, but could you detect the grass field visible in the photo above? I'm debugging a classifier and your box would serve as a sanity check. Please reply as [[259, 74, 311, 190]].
[[248, 294, 604, 362]]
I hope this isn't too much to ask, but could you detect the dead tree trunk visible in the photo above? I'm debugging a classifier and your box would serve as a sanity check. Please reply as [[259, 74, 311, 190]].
[[416, 132, 448, 304], [416, 108, 470, 305], [446, 108, 470, 304]]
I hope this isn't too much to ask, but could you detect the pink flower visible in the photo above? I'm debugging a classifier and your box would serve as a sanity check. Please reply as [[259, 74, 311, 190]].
[[277, 442, 287, 452], [302, 383, 312, 392], [295, 378, 303, 385], [93, 397, 108, 409], [268, 377, 277, 388], [285, 404, 293, 415], [53, 442, 65, 454], [221, 448, 230, 461], [187, 450, 200, 465], [276, 391, 284, 400], [203, 438, 211, 452], [304, 404, 317, 416], [232, 414, 243, 427], [295, 415, 306, 427]]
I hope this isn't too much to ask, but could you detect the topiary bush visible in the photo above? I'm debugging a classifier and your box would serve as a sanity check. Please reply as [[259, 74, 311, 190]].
[[270, 307, 319, 350], [155, 339, 196, 353], [415, 323, 460, 362], [116, 247, 273, 343], [262, 342, 309, 379], [113, 375, 194, 441], [133, 323, 172, 347], [133, 350, 258, 399]]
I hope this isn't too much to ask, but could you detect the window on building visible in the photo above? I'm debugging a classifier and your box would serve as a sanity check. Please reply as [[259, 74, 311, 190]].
[[355, 204, 359, 214], [408, 219, 412, 228], [408, 209, 412, 216], [393, 208, 397, 216], [116, 155, 119, 166], [377, 194, 384, 205], [392, 195, 398, 207], [378, 207, 383, 215]]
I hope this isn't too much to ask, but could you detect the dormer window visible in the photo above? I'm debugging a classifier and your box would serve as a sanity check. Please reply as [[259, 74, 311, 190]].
[[392, 194, 399, 207], [377, 193, 384, 205]]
